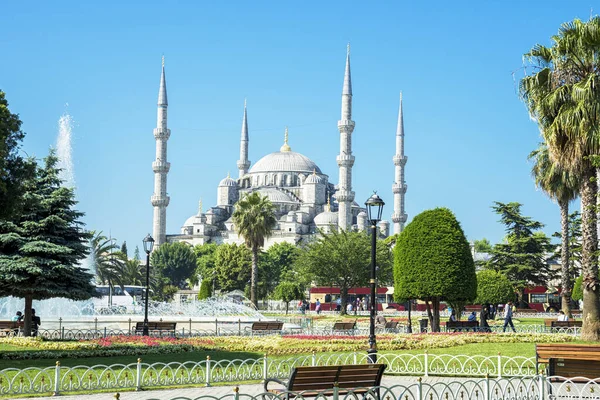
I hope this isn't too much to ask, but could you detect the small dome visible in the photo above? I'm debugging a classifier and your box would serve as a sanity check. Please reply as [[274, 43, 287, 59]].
[[183, 214, 205, 227], [314, 210, 338, 226], [357, 211, 367, 219], [219, 176, 237, 187], [304, 173, 324, 185]]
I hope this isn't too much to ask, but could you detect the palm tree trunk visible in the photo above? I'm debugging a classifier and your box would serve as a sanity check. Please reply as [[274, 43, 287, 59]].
[[559, 199, 572, 318], [23, 294, 33, 337], [580, 167, 600, 340], [250, 246, 258, 307]]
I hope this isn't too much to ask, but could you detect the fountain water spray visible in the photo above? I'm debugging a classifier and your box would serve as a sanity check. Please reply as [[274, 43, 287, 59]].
[[56, 111, 75, 188]]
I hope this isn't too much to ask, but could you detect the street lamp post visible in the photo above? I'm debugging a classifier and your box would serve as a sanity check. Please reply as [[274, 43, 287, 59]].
[[365, 193, 384, 364], [142, 234, 155, 336]]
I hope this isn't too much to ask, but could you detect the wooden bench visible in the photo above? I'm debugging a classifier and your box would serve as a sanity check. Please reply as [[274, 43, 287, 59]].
[[332, 321, 357, 334], [536, 344, 600, 380], [444, 320, 479, 332], [134, 321, 177, 336], [0, 321, 23, 336], [246, 321, 284, 335], [516, 308, 537, 314], [264, 364, 386, 398], [543, 319, 582, 331]]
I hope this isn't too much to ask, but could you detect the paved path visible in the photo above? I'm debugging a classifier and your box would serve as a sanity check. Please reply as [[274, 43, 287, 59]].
[[18, 376, 453, 400]]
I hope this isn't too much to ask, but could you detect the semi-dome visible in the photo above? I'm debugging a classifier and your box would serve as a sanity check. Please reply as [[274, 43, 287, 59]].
[[304, 172, 324, 184], [255, 188, 297, 204], [314, 210, 338, 226], [249, 151, 322, 174]]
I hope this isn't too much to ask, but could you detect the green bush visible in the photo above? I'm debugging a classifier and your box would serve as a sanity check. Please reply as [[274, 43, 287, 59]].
[[475, 270, 514, 305]]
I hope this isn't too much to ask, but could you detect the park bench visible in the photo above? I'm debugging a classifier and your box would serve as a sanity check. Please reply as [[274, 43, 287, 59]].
[[0, 321, 23, 336], [516, 308, 537, 315], [543, 319, 582, 332], [134, 321, 177, 336], [264, 364, 386, 399], [246, 321, 284, 335], [332, 321, 357, 334], [443, 320, 479, 332], [536, 344, 600, 380]]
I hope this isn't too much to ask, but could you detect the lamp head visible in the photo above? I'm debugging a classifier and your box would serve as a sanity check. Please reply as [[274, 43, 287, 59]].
[[365, 192, 385, 224], [143, 234, 155, 254]]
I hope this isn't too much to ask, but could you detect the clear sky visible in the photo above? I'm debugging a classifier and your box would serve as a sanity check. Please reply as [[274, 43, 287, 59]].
[[1, 1, 593, 253]]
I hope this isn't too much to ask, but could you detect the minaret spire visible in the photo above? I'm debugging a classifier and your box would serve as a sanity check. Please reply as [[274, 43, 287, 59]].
[[337, 44, 356, 231], [392, 92, 408, 234], [237, 99, 250, 179], [151, 56, 171, 246]]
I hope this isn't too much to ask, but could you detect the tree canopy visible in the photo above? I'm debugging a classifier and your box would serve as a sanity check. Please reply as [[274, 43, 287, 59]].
[[296, 230, 392, 315], [258, 242, 301, 301], [394, 207, 476, 331], [272, 281, 305, 314], [150, 242, 197, 298], [475, 270, 515, 305], [214, 243, 252, 293]]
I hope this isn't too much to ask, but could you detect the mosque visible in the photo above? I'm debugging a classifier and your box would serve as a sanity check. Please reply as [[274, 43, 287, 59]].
[[149, 47, 408, 249]]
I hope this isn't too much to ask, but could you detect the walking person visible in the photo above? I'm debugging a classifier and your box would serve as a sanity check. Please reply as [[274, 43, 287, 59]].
[[479, 305, 490, 332], [315, 299, 322, 315], [502, 301, 516, 333]]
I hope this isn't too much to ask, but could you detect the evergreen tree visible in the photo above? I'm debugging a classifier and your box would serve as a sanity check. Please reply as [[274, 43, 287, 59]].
[[473, 238, 493, 253], [394, 208, 476, 331], [484, 202, 552, 307], [120, 241, 128, 258], [475, 270, 515, 306], [197, 279, 212, 300], [133, 245, 141, 261], [0, 151, 95, 336], [0, 90, 35, 220]]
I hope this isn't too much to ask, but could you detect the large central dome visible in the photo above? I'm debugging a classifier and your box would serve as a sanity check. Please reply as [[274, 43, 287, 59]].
[[249, 151, 322, 174]]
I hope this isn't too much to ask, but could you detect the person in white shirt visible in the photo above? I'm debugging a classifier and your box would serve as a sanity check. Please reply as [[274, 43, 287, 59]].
[[503, 301, 516, 332], [557, 310, 569, 321]]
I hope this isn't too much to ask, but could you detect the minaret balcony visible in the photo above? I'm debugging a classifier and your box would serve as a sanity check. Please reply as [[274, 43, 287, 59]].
[[153, 127, 171, 139], [151, 195, 170, 207], [392, 183, 407, 194], [152, 160, 171, 173], [336, 190, 355, 203], [393, 155, 408, 166], [237, 160, 250, 170], [336, 154, 355, 167], [337, 120, 355, 133], [392, 213, 408, 223]]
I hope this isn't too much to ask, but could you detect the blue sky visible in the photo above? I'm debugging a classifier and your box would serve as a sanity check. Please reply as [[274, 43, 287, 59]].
[[1, 1, 592, 253]]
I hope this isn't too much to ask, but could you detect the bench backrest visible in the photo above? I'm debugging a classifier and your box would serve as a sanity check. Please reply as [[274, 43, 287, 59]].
[[134, 322, 176, 330], [252, 321, 283, 331], [446, 321, 478, 327], [549, 358, 600, 380], [0, 321, 22, 329], [288, 364, 386, 393], [332, 321, 356, 330], [384, 321, 398, 329], [536, 344, 600, 363]]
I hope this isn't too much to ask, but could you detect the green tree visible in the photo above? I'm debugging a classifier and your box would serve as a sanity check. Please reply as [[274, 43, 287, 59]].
[[529, 144, 579, 317], [133, 245, 141, 261], [214, 243, 252, 293], [197, 279, 212, 300], [475, 270, 515, 306], [473, 238, 493, 253], [0, 90, 35, 220], [296, 230, 393, 315], [484, 202, 552, 307], [150, 242, 197, 290], [89, 231, 124, 290], [0, 152, 95, 336], [394, 208, 476, 332], [232, 192, 276, 306], [258, 242, 301, 301], [120, 241, 128, 258], [520, 17, 600, 339], [572, 275, 584, 303], [193, 243, 218, 287], [120, 258, 145, 286], [273, 281, 305, 314]]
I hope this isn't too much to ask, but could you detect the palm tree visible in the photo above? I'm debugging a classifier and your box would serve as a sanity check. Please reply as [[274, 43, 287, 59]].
[[120, 258, 145, 286], [529, 144, 579, 316], [520, 17, 600, 340], [89, 231, 125, 298], [232, 192, 276, 307]]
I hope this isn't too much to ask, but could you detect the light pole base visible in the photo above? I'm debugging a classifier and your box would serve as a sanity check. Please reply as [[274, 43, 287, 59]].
[[367, 348, 377, 364]]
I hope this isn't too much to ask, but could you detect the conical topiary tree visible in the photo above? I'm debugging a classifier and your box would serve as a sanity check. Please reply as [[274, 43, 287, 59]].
[[394, 208, 476, 332]]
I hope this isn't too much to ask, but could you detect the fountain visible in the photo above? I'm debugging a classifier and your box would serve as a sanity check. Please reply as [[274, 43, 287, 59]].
[[56, 111, 75, 188]]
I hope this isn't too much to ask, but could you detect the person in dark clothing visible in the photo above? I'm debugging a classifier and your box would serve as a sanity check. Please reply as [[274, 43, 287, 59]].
[[479, 305, 490, 332], [31, 308, 41, 337]]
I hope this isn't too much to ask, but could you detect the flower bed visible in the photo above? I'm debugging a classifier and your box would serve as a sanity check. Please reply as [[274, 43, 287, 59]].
[[0, 332, 576, 360]]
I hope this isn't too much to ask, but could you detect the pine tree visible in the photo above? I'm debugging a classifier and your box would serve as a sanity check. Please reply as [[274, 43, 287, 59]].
[[133, 245, 141, 261], [0, 151, 95, 336], [120, 241, 128, 258]]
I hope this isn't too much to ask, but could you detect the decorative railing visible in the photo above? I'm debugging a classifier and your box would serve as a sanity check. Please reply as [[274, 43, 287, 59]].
[[145, 376, 600, 400], [0, 352, 541, 396]]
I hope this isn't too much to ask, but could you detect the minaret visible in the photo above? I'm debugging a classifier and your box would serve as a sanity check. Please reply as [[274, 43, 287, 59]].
[[392, 92, 408, 234], [237, 99, 250, 179], [151, 56, 171, 246], [336, 44, 356, 231]]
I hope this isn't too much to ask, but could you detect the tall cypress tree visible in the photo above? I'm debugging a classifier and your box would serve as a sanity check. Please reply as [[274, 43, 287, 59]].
[[0, 151, 95, 336]]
